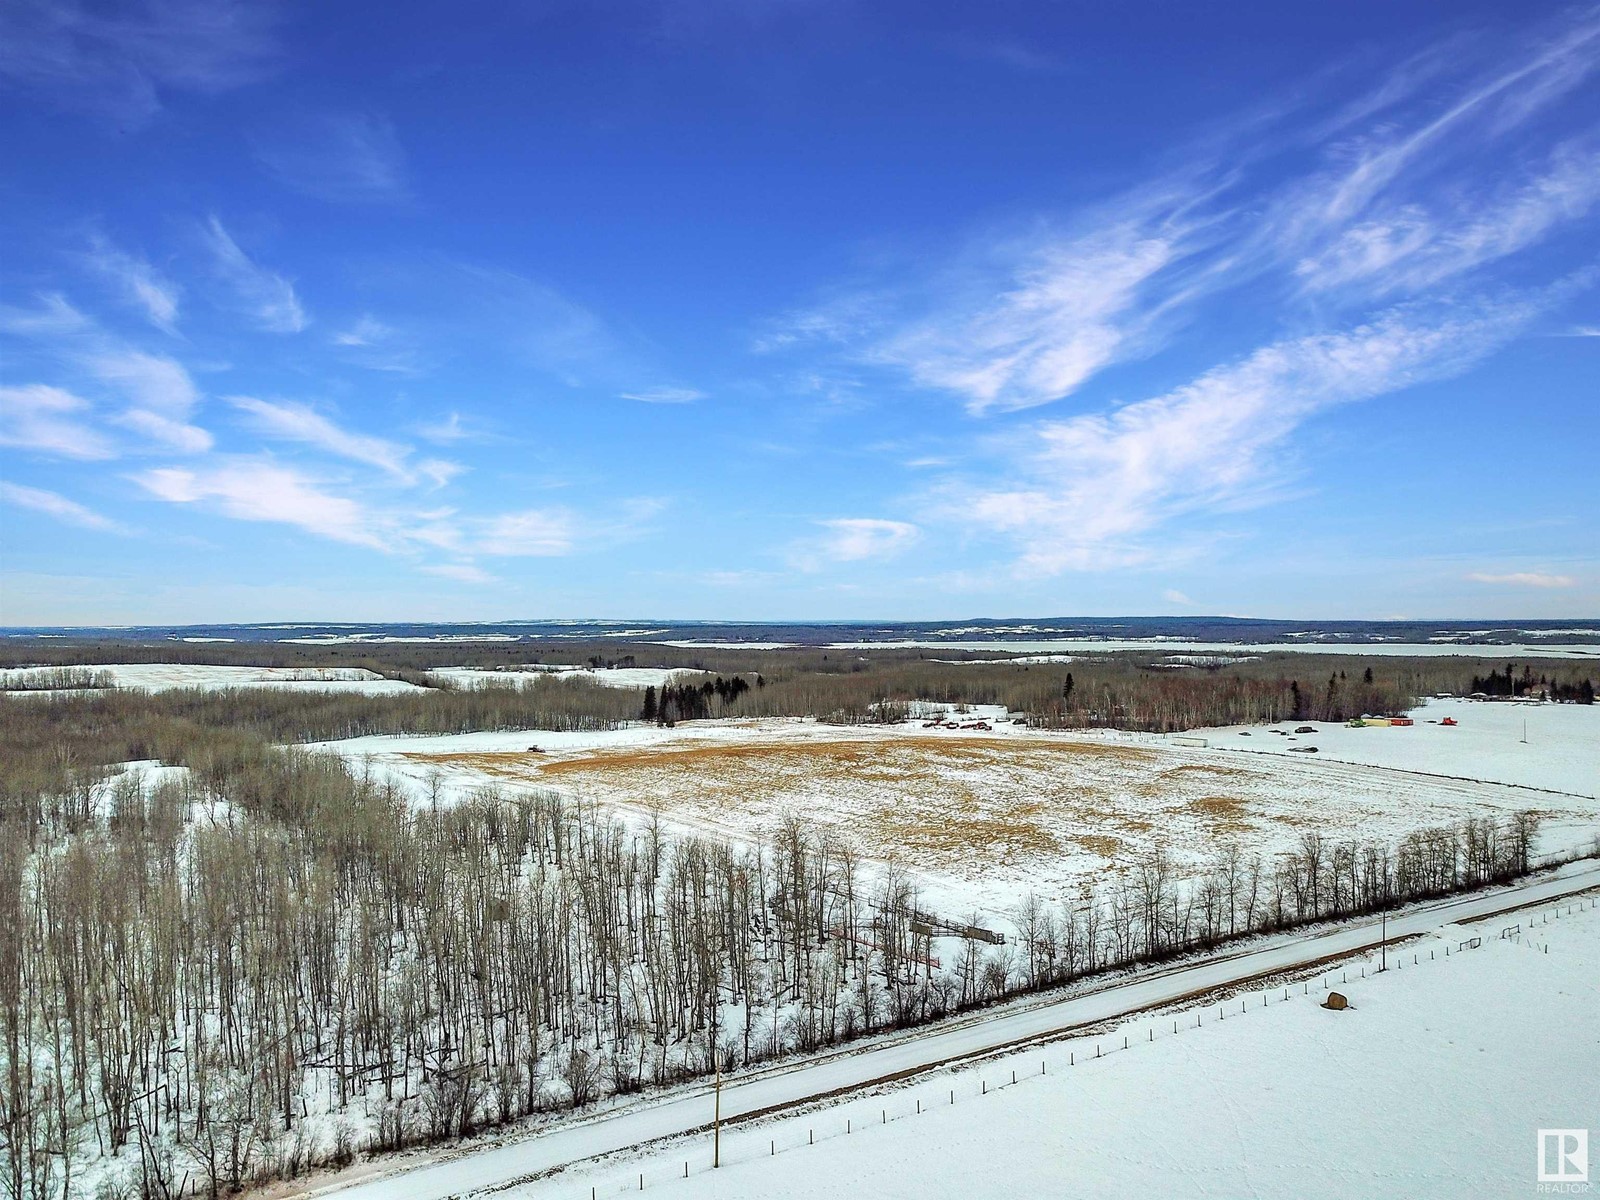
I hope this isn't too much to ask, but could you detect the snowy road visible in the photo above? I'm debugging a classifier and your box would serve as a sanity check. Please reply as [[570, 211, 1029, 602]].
[[311, 863, 1600, 1200]]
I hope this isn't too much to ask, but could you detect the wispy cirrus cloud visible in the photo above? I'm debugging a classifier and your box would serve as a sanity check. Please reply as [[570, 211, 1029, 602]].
[[1, 293, 212, 454], [870, 218, 1187, 415], [0, 293, 92, 339], [1289, 141, 1600, 299], [788, 517, 920, 570], [0, 384, 116, 459], [1465, 571, 1575, 588], [84, 233, 181, 333], [475, 510, 576, 556], [331, 315, 395, 347], [420, 562, 498, 584], [228, 396, 462, 488], [254, 111, 409, 204], [0, 0, 280, 124], [762, 11, 1600, 576], [327, 315, 422, 374], [0, 481, 129, 533], [766, 11, 1599, 427], [92, 349, 211, 452], [231, 397, 404, 477], [133, 458, 392, 550], [956, 298, 1549, 574], [619, 386, 706, 404], [200, 216, 306, 333]]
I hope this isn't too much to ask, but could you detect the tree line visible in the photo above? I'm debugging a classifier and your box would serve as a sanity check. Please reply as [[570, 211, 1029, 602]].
[[1471, 664, 1595, 703], [641, 676, 757, 725], [0, 695, 1557, 1199]]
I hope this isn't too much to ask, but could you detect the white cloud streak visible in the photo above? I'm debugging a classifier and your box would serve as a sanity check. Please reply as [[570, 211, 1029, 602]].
[[476, 510, 575, 557], [0, 0, 280, 123], [254, 111, 408, 204], [134, 459, 390, 550], [230, 397, 409, 478], [91, 349, 211, 452], [619, 387, 706, 404], [872, 222, 1184, 414], [789, 518, 920, 570], [1465, 571, 1575, 588], [201, 217, 306, 333], [0, 384, 116, 459], [85, 234, 181, 333], [0, 481, 128, 533], [420, 562, 497, 584], [771, 12, 1600, 423], [962, 302, 1542, 575], [228, 396, 464, 490]]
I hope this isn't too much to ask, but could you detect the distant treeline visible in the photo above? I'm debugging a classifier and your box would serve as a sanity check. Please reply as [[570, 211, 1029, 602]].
[[1471, 664, 1596, 703], [643, 675, 756, 724], [0, 666, 115, 692]]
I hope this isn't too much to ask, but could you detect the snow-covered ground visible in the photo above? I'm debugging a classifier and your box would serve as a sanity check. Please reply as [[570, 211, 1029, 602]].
[[511, 889, 1600, 1200], [0, 663, 426, 693], [318, 700, 1600, 928], [427, 665, 700, 690], [289, 866, 1600, 1200], [1156, 697, 1597, 799]]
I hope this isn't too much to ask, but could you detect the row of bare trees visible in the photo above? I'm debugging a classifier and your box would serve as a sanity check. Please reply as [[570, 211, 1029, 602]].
[[0, 711, 1549, 1200]]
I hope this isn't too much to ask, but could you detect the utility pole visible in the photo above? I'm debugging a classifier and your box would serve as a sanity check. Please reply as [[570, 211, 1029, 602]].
[[710, 962, 722, 1169], [1381, 908, 1387, 972]]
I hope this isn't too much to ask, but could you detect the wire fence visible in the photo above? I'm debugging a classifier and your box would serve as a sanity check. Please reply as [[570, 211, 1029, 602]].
[[563, 893, 1599, 1199]]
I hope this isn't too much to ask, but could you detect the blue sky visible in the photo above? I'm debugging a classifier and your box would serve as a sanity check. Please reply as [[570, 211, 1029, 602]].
[[1, 0, 1596, 624]]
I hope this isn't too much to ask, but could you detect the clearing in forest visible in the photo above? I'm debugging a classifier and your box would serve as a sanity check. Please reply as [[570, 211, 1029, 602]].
[[389, 726, 1553, 913]]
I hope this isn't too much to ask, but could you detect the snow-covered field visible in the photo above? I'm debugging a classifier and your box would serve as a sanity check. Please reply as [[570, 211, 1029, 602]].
[[517, 892, 1600, 1200], [0, 663, 426, 693], [1160, 697, 1596, 798], [321, 699, 1600, 925], [428, 665, 700, 690]]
